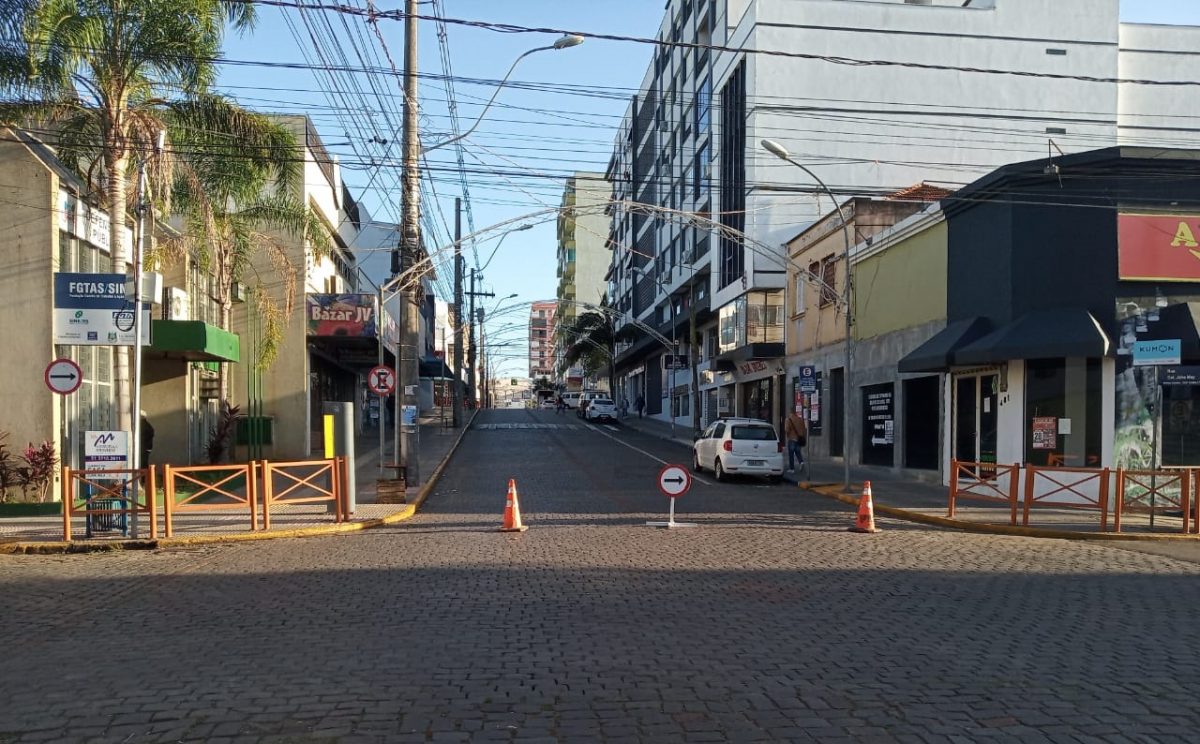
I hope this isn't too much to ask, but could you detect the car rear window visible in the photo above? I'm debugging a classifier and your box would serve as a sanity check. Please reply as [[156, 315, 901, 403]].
[[731, 426, 776, 440], [594, 399, 613, 405]]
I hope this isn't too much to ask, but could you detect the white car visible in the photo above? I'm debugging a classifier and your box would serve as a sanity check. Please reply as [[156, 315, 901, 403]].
[[584, 398, 617, 422], [539, 399, 556, 409], [693, 418, 784, 483]]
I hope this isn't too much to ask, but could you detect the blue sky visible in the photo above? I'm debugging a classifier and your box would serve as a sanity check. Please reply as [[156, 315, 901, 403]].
[[218, 1, 1200, 376]]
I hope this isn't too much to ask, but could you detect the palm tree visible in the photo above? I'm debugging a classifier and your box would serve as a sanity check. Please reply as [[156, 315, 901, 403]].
[[161, 112, 332, 398], [557, 309, 619, 394], [0, 0, 272, 432]]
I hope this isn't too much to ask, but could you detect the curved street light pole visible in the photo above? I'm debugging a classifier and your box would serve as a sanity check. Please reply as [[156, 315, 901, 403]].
[[761, 139, 853, 490]]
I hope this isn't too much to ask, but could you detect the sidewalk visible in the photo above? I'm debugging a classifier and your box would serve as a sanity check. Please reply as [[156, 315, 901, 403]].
[[355, 407, 468, 503], [0, 409, 471, 547], [614, 413, 1195, 538]]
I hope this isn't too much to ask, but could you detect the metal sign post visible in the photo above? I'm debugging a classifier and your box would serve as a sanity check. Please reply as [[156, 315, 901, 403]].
[[647, 464, 697, 529]]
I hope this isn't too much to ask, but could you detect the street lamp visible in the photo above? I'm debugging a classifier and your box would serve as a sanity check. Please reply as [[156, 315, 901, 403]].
[[424, 35, 584, 154], [761, 139, 853, 489], [481, 225, 533, 271]]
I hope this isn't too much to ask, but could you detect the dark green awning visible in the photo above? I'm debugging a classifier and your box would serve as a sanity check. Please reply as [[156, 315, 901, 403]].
[[149, 320, 240, 363]]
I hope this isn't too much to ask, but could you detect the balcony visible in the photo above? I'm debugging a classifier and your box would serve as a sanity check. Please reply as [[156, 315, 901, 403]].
[[714, 290, 784, 368]]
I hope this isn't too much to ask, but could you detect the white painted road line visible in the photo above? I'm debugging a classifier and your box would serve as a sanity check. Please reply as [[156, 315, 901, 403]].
[[587, 424, 713, 486]]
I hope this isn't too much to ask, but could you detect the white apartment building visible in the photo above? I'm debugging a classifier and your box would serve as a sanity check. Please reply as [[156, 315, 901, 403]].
[[555, 173, 611, 388], [607, 0, 1200, 437]]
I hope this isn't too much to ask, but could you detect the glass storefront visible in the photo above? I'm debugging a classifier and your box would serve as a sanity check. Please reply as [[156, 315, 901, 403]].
[[1025, 358, 1102, 467], [743, 379, 772, 423]]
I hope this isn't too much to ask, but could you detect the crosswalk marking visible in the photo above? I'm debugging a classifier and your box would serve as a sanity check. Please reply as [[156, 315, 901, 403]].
[[476, 423, 584, 431]]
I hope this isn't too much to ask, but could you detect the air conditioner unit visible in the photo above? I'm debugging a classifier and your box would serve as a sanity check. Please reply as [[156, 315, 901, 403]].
[[231, 282, 247, 303], [165, 287, 189, 321]]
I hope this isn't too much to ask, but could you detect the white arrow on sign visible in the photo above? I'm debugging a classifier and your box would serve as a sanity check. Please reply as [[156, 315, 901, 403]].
[[45, 358, 83, 395], [657, 464, 692, 498]]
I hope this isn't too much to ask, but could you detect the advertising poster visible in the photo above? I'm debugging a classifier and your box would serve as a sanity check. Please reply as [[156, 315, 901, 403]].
[[306, 294, 378, 337], [1031, 417, 1058, 450], [84, 430, 129, 478], [54, 273, 150, 346], [861, 383, 895, 466]]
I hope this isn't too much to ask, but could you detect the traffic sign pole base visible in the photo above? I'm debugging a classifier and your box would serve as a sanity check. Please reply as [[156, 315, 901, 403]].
[[646, 520, 698, 529]]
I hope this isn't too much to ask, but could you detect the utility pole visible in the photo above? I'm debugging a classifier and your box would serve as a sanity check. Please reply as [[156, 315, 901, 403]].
[[452, 198, 463, 427], [396, 0, 421, 487], [465, 269, 495, 408]]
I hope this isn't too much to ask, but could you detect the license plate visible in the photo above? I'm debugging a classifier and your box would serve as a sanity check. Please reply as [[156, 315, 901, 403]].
[[747, 460, 765, 466]]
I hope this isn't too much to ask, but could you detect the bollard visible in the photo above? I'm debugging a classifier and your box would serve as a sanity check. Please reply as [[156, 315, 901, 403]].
[[322, 402, 357, 515]]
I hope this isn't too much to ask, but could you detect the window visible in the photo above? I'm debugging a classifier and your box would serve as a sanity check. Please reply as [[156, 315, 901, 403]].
[[693, 143, 710, 197], [732, 425, 775, 441], [794, 274, 806, 315], [819, 258, 838, 307], [696, 75, 711, 134]]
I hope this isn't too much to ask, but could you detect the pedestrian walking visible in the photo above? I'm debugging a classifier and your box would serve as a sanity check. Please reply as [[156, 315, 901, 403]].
[[635, 394, 645, 419], [784, 409, 807, 474], [556, 395, 566, 415], [618, 398, 629, 419]]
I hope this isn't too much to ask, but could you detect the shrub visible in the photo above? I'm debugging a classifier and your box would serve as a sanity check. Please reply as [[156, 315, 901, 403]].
[[19, 441, 58, 503]]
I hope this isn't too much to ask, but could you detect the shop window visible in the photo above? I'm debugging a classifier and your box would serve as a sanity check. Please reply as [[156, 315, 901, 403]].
[[1025, 358, 1102, 467]]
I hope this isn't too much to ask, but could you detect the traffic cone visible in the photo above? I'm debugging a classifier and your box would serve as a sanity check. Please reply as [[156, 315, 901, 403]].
[[500, 478, 528, 532], [850, 481, 880, 534]]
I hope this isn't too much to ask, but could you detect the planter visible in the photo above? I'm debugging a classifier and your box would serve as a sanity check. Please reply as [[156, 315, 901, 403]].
[[0, 501, 62, 518]]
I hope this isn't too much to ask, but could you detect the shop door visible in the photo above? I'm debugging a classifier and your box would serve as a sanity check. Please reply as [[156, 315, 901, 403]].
[[954, 374, 999, 471], [830, 367, 844, 458]]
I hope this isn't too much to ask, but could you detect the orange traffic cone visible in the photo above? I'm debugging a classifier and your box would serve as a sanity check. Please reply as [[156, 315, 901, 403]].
[[500, 478, 528, 532], [850, 481, 880, 534]]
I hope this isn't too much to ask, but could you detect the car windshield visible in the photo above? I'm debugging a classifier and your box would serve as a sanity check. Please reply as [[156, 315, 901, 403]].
[[731, 425, 775, 440]]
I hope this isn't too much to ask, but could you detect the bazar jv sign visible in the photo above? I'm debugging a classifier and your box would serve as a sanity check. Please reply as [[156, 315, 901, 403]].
[[1119, 214, 1200, 281]]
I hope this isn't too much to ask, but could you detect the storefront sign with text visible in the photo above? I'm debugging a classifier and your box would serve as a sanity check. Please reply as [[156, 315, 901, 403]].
[[1118, 214, 1200, 281]]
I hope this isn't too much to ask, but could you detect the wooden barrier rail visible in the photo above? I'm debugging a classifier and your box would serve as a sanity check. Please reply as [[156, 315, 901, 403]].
[[62, 466, 157, 541], [260, 457, 348, 530], [1115, 468, 1195, 535], [1023, 465, 1111, 530], [948, 460, 1020, 526], [163, 462, 258, 537]]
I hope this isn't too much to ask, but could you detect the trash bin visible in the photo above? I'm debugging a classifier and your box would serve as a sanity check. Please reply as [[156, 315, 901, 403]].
[[85, 487, 128, 538]]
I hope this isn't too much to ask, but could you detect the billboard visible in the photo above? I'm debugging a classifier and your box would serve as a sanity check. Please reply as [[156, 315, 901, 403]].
[[306, 294, 377, 337], [53, 273, 150, 346], [1118, 214, 1200, 282]]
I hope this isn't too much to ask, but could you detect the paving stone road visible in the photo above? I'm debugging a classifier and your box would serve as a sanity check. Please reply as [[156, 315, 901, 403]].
[[2, 408, 1200, 743]]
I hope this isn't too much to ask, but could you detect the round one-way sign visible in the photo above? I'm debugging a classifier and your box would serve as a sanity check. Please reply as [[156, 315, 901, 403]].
[[368, 365, 396, 396], [657, 464, 692, 499], [45, 358, 83, 395]]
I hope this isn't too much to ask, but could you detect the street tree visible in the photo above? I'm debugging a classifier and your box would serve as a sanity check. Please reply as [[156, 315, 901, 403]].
[[0, 0, 268, 432]]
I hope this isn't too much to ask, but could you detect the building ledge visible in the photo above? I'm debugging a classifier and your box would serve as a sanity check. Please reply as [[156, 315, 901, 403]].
[[148, 320, 240, 363]]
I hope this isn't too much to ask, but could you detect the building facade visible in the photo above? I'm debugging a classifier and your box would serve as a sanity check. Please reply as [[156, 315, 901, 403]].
[[528, 301, 557, 380], [607, 0, 1200, 441], [555, 173, 611, 388]]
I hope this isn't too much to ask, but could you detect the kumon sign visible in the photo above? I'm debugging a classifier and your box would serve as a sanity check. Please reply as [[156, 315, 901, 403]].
[[1118, 214, 1200, 281], [306, 294, 377, 337]]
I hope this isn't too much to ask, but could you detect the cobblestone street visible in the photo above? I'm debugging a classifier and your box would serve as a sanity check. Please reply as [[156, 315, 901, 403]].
[[3, 410, 1199, 743]]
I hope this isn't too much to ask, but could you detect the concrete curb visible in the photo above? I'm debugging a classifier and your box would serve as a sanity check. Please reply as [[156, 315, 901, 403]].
[[0, 411, 478, 556], [804, 483, 1200, 542]]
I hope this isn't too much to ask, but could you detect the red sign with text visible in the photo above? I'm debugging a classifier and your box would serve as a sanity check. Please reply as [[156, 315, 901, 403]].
[[1118, 214, 1200, 282]]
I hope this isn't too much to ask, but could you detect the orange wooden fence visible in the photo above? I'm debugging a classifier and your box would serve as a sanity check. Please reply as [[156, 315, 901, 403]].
[[1114, 468, 1194, 535], [62, 466, 157, 541], [1023, 465, 1111, 529], [163, 462, 258, 537], [948, 460, 1020, 525], [260, 457, 347, 530]]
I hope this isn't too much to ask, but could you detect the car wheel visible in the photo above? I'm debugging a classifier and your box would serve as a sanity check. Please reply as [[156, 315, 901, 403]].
[[714, 458, 727, 482]]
